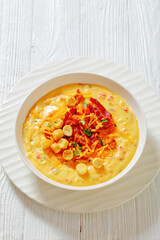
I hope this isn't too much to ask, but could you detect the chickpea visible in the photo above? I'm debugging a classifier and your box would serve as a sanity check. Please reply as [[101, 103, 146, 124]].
[[53, 118, 63, 129], [51, 143, 61, 153], [76, 163, 88, 175], [63, 150, 73, 161], [53, 129, 64, 141], [41, 139, 51, 150], [58, 138, 69, 149], [92, 158, 103, 169], [66, 97, 77, 107], [63, 125, 73, 137]]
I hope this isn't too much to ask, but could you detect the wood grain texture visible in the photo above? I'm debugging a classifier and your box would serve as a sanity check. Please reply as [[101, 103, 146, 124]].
[[0, 0, 160, 240]]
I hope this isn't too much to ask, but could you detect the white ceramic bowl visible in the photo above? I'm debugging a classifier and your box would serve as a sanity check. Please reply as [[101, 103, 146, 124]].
[[15, 72, 147, 190]]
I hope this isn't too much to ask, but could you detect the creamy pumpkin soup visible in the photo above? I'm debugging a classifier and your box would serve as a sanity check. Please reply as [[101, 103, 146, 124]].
[[23, 84, 139, 186]]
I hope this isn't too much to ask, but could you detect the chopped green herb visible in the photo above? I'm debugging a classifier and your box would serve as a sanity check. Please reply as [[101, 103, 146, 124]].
[[73, 142, 77, 147], [79, 146, 83, 150], [41, 160, 46, 163], [74, 150, 80, 156], [114, 124, 117, 127], [83, 128, 92, 137], [48, 123, 52, 127], [109, 102, 112, 105], [102, 125, 106, 127], [80, 120, 85, 125], [83, 102, 87, 108], [89, 159, 92, 162], [100, 119, 108, 123], [110, 108, 114, 111], [100, 139, 103, 146]]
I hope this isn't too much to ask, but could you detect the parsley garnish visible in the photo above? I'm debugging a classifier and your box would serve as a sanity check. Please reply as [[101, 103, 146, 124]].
[[100, 119, 108, 123], [114, 124, 117, 127], [79, 146, 83, 150], [74, 150, 80, 156], [109, 102, 112, 105], [80, 120, 85, 125], [83, 128, 92, 137], [47, 123, 52, 127], [73, 142, 77, 147], [83, 102, 87, 108], [100, 139, 103, 146], [102, 125, 106, 127]]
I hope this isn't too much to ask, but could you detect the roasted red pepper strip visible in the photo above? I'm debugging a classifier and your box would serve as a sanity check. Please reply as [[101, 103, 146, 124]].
[[90, 98, 112, 118]]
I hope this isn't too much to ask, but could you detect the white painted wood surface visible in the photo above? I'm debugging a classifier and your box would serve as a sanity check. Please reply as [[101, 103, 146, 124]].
[[0, 0, 160, 239]]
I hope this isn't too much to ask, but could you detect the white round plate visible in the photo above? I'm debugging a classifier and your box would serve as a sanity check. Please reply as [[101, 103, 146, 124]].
[[0, 57, 160, 213], [15, 72, 146, 191]]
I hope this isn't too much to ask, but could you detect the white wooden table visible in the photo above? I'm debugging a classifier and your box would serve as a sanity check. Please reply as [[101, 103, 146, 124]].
[[0, 1, 160, 239]]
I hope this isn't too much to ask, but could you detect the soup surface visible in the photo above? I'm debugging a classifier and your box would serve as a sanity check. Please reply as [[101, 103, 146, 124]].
[[23, 84, 139, 186]]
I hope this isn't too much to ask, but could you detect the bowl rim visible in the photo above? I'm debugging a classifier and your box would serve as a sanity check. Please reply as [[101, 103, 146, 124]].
[[15, 72, 147, 191]]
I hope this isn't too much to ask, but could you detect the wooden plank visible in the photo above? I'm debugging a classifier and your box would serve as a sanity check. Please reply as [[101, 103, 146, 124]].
[[0, 0, 33, 239]]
